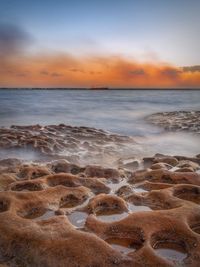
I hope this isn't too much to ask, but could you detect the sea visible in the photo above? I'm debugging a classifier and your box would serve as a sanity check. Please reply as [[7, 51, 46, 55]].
[[0, 89, 200, 160]]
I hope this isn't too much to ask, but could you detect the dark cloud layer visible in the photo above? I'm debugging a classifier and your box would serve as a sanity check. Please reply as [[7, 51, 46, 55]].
[[0, 23, 31, 56], [182, 65, 200, 73], [162, 68, 181, 77], [129, 69, 146, 75]]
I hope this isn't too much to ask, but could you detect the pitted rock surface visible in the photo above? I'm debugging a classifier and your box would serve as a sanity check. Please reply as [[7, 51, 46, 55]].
[[0, 124, 135, 167], [147, 111, 200, 134], [0, 125, 200, 266]]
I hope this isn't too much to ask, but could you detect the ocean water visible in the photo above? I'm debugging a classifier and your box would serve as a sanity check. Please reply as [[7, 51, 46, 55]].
[[0, 89, 200, 158]]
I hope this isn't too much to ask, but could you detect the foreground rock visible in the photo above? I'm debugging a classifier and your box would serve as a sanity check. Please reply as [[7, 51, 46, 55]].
[[0, 152, 200, 267]]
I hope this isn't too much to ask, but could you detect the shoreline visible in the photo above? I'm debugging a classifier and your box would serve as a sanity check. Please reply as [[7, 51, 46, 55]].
[[0, 121, 200, 266]]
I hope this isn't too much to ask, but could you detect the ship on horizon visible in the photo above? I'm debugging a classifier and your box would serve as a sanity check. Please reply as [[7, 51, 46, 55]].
[[90, 86, 109, 90]]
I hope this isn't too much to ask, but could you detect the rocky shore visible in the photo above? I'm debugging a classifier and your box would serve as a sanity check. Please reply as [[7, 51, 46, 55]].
[[147, 111, 200, 134], [0, 124, 200, 266], [0, 124, 137, 167]]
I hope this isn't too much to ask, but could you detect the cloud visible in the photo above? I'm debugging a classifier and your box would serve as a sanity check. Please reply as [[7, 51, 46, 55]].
[[40, 70, 49, 75], [89, 71, 102, 75], [0, 51, 199, 88], [51, 72, 63, 77], [16, 73, 28, 77], [161, 68, 181, 78], [0, 23, 31, 56], [182, 65, 200, 73], [69, 68, 85, 73], [129, 69, 146, 75]]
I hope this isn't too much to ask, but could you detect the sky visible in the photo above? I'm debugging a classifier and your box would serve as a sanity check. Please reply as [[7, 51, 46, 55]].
[[0, 0, 200, 88]]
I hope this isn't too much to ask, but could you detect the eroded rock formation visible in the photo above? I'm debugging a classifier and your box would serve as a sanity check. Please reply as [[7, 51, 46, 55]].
[[0, 125, 200, 266], [146, 111, 200, 134]]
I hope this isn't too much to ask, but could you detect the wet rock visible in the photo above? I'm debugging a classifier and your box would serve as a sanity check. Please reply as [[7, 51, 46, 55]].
[[17, 165, 51, 180], [87, 194, 128, 215], [174, 155, 200, 165], [116, 185, 133, 198], [177, 160, 199, 171], [117, 158, 139, 170], [173, 184, 200, 204], [123, 161, 139, 170], [50, 159, 84, 175], [151, 162, 172, 170], [85, 165, 120, 180], [0, 174, 16, 191], [175, 167, 194, 173], [147, 110, 200, 134], [0, 124, 135, 167], [46, 173, 109, 194], [143, 157, 155, 168], [0, 158, 21, 167], [1, 125, 200, 266], [129, 169, 150, 183], [129, 169, 200, 185], [153, 157, 179, 166]]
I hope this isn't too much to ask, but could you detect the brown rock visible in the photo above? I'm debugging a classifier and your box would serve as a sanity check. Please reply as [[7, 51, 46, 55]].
[[87, 194, 128, 214], [175, 167, 194, 172], [17, 165, 51, 180], [0, 174, 16, 191], [177, 160, 199, 171], [85, 165, 120, 180], [0, 158, 21, 167], [151, 162, 172, 170], [50, 159, 84, 174], [1, 125, 200, 266], [153, 156, 179, 166]]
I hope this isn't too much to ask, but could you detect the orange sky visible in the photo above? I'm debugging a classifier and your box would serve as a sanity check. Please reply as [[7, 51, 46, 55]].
[[0, 53, 200, 88]]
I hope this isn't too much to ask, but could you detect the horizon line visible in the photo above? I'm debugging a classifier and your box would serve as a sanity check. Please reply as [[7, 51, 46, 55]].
[[0, 87, 200, 90]]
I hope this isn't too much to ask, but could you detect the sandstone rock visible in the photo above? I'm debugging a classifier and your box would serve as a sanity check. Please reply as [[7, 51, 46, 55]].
[[153, 156, 179, 166], [85, 165, 120, 180], [116, 185, 133, 198], [175, 167, 194, 172], [129, 169, 200, 185], [1, 125, 200, 266], [143, 157, 155, 168], [0, 174, 16, 191], [0, 158, 21, 167], [177, 160, 199, 171], [123, 161, 139, 170], [17, 165, 51, 180], [151, 162, 172, 170], [174, 155, 200, 165], [50, 159, 84, 174], [87, 194, 128, 215]]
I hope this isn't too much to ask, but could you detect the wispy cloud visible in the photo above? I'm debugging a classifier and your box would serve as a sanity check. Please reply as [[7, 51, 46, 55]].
[[0, 23, 199, 88], [51, 72, 63, 77]]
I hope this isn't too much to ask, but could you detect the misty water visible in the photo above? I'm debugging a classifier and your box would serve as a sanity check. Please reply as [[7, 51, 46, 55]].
[[0, 89, 200, 160]]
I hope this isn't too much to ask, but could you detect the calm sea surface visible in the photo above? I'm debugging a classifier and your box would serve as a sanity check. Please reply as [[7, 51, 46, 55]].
[[0, 89, 200, 157]]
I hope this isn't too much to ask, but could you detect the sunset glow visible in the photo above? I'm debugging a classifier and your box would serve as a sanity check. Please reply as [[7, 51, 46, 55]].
[[0, 0, 199, 88], [1, 53, 200, 88]]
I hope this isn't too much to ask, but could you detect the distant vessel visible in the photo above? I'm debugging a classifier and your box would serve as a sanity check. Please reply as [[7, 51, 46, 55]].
[[90, 86, 109, 90]]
